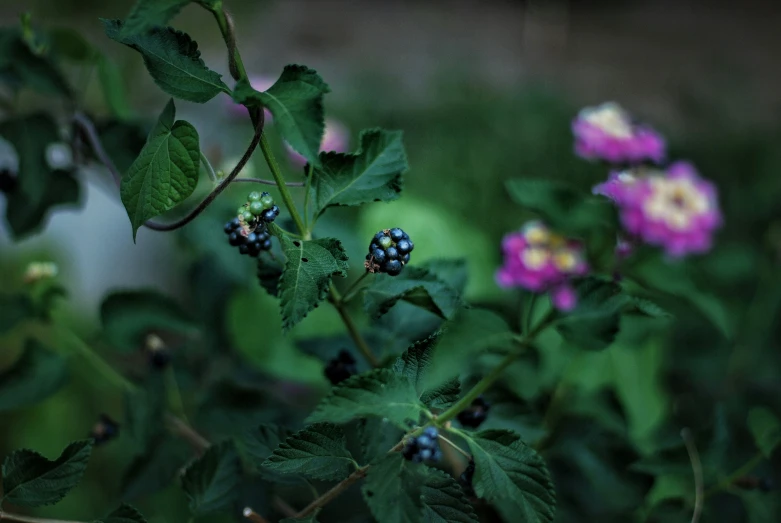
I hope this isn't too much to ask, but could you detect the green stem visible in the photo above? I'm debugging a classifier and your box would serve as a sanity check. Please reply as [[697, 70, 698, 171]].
[[200, 151, 217, 183], [704, 452, 764, 498], [330, 284, 379, 367], [209, 4, 248, 83], [259, 133, 307, 236], [340, 271, 371, 305], [303, 163, 313, 232], [165, 366, 189, 424], [55, 326, 136, 393], [0, 511, 82, 523]]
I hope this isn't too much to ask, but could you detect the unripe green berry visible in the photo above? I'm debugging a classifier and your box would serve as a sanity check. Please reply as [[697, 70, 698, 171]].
[[260, 193, 274, 210], [248, 191, 262, 202], [249, 201, 264, 215], [378, 236, 393, 249], [241, 210, 254, 223], [237, 205, 247, 216]]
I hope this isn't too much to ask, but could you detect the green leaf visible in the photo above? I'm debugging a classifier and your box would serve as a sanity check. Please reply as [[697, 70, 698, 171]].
[[278, 235, 349, 332], [181, 440, 241, 515], [0, 340, 68, 412], [97, 504, 147, 523], [100, 289, 198, 351], [0, 30, 72, 98], [422, 308, 515, 392], [359, 417, 404, 464], [555, 277, 626, 351], [418, 259, 468, 295], [262, 423, 356, 481], [363, 267, 462, 321], [0, 114, 81, 239], [421, 468, 479, 523], [459, 429, 556, 522], [102, 19, 228, 103], [119, 99, 200, 239], [748, 407, 781, 458], [362, 453, 428, 523], [307, 368, 425, 428], [309, 128, 406, 217], [121, 0, 192, 36], [242, 423, 290, 468], [235, 66, 330, 166], [1, 440, 92, 507], [121, 436, 190, 500], [393, 333, 460, 410], [256, 256, 284, 297], [123, 373, 166, 453]]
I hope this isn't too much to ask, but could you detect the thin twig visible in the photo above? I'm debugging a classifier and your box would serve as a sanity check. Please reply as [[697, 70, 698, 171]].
[[166, 414, 210, 454], [0, 511, 82, 523], [200, 151, 217, 183], [438, 434, 472, 460], [72, 112, 121, 185], [233, 177, 305, 187], [241, 507, 269, 523], [681, 428, 704, 523], [294, 467, 369, 518], [272, 497, 298, 518]]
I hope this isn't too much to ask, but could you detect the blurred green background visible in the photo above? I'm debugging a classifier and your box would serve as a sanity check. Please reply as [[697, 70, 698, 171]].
[[2, 0, 781, 522]]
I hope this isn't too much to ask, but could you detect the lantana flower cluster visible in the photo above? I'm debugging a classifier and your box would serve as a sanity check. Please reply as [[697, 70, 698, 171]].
[[496, 221, 588, 311]]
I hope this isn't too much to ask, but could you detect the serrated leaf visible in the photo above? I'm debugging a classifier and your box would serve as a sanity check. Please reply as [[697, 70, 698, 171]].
[[257, 257, 284, 297], [121, 436, 190, 500], [421, 468, 479, 523], [0, 340, 68, 412], [123, 373, 166, 453], [119, 99, 200, 239], [100, 289, 198, 352], [458, 429, 555, 522], [262, 423, 355, 481], [242, 423, 290, 468], [0, 114, 81, 239], [307, 368, 425, 428], [121, 0, 191, 36], [359, 417, 404, 464], [393, 333, 460, 410], [97, 504, 147, 523], [181, 440, 241, 515], [309, 128, 406, 217], [362, 453, 427, 523], [364, 267, 461, 321], [748, 407, 781, 458], [234, 66, 330, 166], [278, 235, 349, 332], [422, 308, 515, 392], [103, 19, 228, 103], [1, 440, 92, 507]]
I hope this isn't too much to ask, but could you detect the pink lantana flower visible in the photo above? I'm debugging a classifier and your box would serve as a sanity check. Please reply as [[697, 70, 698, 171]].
[[227, 75, 276, 120], [496, 221, 589, 311], [593, 162, 722, 257], [286, 118, 350, 167], [572, 102, 665, 165]]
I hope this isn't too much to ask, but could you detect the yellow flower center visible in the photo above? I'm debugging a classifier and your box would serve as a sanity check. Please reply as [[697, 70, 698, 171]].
[[521, 247, 550, 270], [644, 177, 710, 231], [553, 250, 578, 272], [584, 103, 633, 139]]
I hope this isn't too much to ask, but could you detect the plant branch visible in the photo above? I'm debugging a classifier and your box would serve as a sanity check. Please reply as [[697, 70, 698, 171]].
[[303, 162, 313, 231], [233, 178, 305, 187], [258, 133, 307, 235], [340, 271, 371, 305], [72, 112, 120, 185], [201, 151, 217, 183], [329, 283, 379, 367], [241, 508, 269, 523], [54, 325, 136, 393], [438, 434, 472, 460], [681, 428, 704, 523], [294, 466, 368, 519], [0, 511, 83, 523], [704, 451, 764, 498]]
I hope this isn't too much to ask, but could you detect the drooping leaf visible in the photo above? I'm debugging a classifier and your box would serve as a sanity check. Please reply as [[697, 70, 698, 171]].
[[307, 369, 424, 428], [97, 504, 147, 523], [121, 0, 192, 36], [459, 429, 556, 522], [234, 66, 330, 166], [747, 407, 781, 458], [100, 289, 198, 352], [121, 436, 190, 500], [262, 423, 356, 481], [0, 114, 81, 239], [363, 267, 462, 321], [362, 453, 427, 523], [393, 333, 460, 410], [278, 235, 349, 332], [123, 373, 166, 453], [102, 19, 228, 103], [1, 440, 92, 507], [118, 99, 200, 239], [181, 440, 241, 515], [423, 307, 515, 392], [421, 468, 479, 523], [309, 128, 406, 217], [0, 340, 68, 412]]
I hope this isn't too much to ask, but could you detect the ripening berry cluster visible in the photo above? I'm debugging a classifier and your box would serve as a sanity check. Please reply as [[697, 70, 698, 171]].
[[225, 191, 280, 258], [365, 228, 414, 276], [402, 427, 442, 463], [324, 350, 357, 385], [457, 396, 491, 428], [90, 414, 119, 446]]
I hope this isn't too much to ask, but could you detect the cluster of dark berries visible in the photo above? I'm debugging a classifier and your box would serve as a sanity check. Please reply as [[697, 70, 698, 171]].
[[239, 191, 280, 225], [224, 217, 273, 257], [459, 459, 476, 496], [734, 476, 774, 492], [89, 414, 120, 445], [365, 228, 414, 276], [402, 427, 442, 463], [0, 168, 17, 194], [324, 350, 357, 385], [457, 396, 491, 428], [146, 334, 171, 369]]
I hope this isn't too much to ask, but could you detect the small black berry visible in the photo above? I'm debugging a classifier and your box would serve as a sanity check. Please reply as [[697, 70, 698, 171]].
[[459, 460, 476, 496], [228, 232, 243, 246], [384, 259, 403, 275], [371, 248, 386, 263], [402, 428, 442, 463], [385, 246, 399, 260], [0, 169, 18, 194], [324, 350, 357, 385], [365, 228, 413, 276], [402, 253, 410, 264], [457, 396, 491, 428], [389, 228, 404, 242], [90, 414, 120, 446], [261, 239, 272, 250], [238, 243, 250, 255], [396, 239, 412, 254]]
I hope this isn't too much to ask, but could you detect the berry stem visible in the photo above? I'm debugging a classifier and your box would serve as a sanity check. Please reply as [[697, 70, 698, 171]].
[[329, 283, 380, 368], [200, 151, 217, 183], [438, 434, 472, 460], [258, 132, 307, 237], [294, 466, 368, 518], [340, 271, 371, 304], [241, 507, 270, 523], [681, 428, 704, 523], [232, 177, 305, 187]]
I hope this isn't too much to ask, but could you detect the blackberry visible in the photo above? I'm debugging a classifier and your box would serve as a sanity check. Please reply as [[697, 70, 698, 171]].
[[365, 228, 414, 276], [223, 218, 273, 258], [402, 427, 442, 463], [458, 460, 476, 496], [457, 396, 491, 428], [324, 350, 357, 385], [90, 414, 120, 446], [262, 205, 280, 223]]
